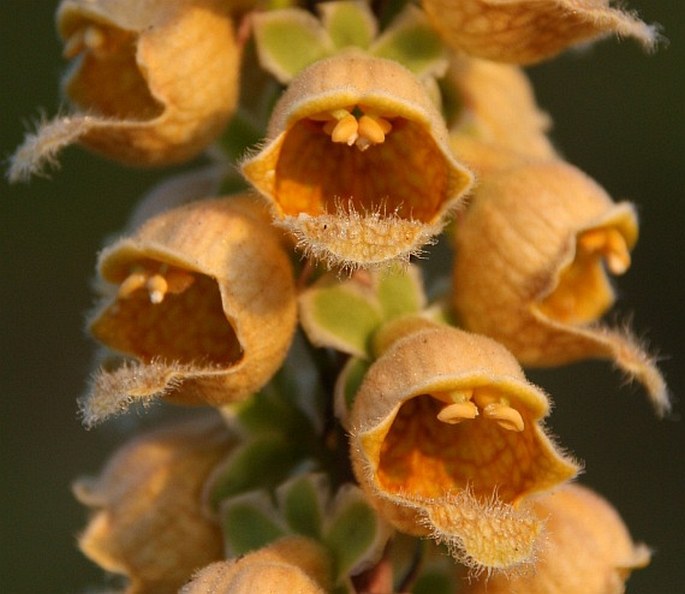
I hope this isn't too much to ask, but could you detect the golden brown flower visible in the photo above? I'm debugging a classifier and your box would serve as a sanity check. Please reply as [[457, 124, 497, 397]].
[[349, 325, 578, 572], [451, 160, 669, 414], [462, 483, 651, 593], [8, 0, 241, 181], [82, 195, 297, 426], [73, 415, 234, 594], [242, 50, 473, 268], [446, 56, 556, 174], [420, 0, 658, 65], [181, 536, 332, 594]]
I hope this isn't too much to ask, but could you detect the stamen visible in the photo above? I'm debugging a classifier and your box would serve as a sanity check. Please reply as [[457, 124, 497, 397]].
[[118, 271, 148, 299], [604, 229, 631, 274], [358, 115, 388, 145], [331, 114, 359, 146], [482, 403, 524, 432], [437, 401, 479, 424], [165, 269, 196, 294], [63, 30, 85, 59], [146, 274, 168, 304], [578, 227, 631, 275], [83, 26, 107, 56]]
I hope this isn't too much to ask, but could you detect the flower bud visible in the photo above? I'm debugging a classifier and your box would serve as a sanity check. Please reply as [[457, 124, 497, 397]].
[[349, 325, 578, 573], [451, 160, 669, 414], [420, 0, 658, 65], [9, 0, 241, 181], [462, 484, 650, 593], [242, 50, 473, 268], [73, 415, 234, 594], [82, 195, 297, 426], [181, 536, 332, 594]]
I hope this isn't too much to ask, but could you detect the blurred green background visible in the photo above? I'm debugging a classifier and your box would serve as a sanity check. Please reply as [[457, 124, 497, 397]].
[[1, 1, 683, 592]]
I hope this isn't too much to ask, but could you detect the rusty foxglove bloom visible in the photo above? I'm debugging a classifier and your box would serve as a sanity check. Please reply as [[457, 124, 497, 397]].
[[181, 536, 332, 594], [242, 50, 473, 268], [446, 57, 556, 174], [420, 0, 658, 65], [82, 195, 297, 426], [349, 325, 578, 573], [451, 160, 669, 414], [73, 416, 234, 594], [8, 0, 241, 181], [463, 484, 651, 593]]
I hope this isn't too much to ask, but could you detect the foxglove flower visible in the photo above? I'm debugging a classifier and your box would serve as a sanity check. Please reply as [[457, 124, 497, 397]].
[[421, 0, 658, 64], [452, 160, 669, 414], [349, 325, 578, 572], [82, 195, 297, 426], [73, 416, 234, 594], [9, 0, 241, 181], [242, 50, 473, 268]]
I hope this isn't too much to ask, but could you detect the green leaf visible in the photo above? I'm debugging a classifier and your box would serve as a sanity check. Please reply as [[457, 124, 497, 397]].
[[413, 573, 455, 594], [252, 9, 333, 83], [334, 356, 371, 421], [371, 6, 448, 78], [325, 487, 384, 578], [300, 282, 383, 357], [221, 492, 286, 556], [279, 474, 326, 538], [376, 265, 426, 320], [208, 436, 309, 507], [319, 0, 377, 50]]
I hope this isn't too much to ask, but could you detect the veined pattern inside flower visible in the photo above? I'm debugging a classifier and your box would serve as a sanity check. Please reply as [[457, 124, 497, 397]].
[[538, 224, 632, 325], [272, 104, 449, 223], [91, 259, 242, 365], [375, 389, 546, 503], [60, 15, 162, 119]]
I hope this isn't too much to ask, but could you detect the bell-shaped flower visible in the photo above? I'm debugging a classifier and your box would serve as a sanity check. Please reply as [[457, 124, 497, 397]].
[[82, 195, 297, 426], [242, 50, 473, 269], [445, 56, 557, 174], [181, 536, 332, 594], [462, 484, 651, 593], [349, 325, 579, 573], [73, 415, 235, 594], [451, 160, 669, 414], [420, 0, 659, 65], [8, 0, 241, 181]]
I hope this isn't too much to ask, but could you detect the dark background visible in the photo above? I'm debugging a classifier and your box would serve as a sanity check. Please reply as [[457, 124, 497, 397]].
[[1, 2, 683, 592]]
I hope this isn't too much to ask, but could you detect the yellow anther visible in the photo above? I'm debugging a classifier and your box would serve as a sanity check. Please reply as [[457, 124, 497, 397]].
[[358, 115, 388, 145], [146, 274, 169, 304], [165, 269, 196, 294], [63, 30, 85, 59], [117, 271, 148, 299], [330, 114, 359, 146], [579, 227, 631, 275], [482, 403, 525, 432], [437, 401, 479, 424], [83, 25, 107, 55]]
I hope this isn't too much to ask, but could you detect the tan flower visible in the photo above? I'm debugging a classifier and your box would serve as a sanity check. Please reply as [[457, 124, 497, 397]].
[[242, 50, 473, 268], [463, 483, 651, 593], [350, 325, 578, 572], [73, 415, 234, 594], [420, 0, 658, 65], [446, 56, 557, 174], [82, 195, 297, 426], [452, 160, 669, 414], [181, 536, 332, 594], [8, 0, 241, 181]]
